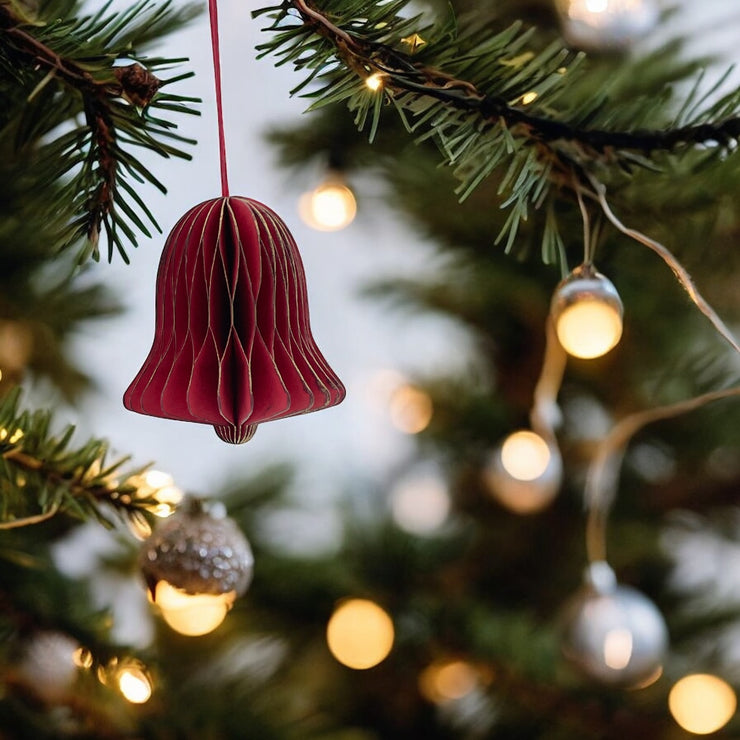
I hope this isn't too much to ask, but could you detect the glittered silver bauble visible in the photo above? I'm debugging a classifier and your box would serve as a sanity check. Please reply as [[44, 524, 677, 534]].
[[556, 0, 659, 52], [560, 561, 668, 687], [139, 499, 253, 598], [551, 264, 624, 359], [483, 432, 563, 514]]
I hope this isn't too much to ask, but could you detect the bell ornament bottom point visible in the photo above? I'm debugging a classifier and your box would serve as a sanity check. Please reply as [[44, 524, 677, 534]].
[[214, 423, 258, 444]]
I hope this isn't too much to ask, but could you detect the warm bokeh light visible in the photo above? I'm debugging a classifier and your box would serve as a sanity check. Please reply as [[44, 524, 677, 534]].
[[390, 475, 450, 535], [72, 647, 94, 670], [603, 628, 633, 670], [568, 0, 653, 19], [143, 470, 184, 517], [555, 299, 623, 359], [559, 0, 658, 50], [584, 0, 608, 12], [299, 179, 357, 232], [485, 433, 562, 514], [127, 471, 183, 538], [419, 660, 479, 704], [520, 91, 538, 105], [365, 72, 384, 91], [326, 599, 394, 669], [153, 580, 236, 637], [669, 674, 737, 735], [500, 431, 551, 481], [117, 663, 153, 704], [0, 427, 24, 444], [389, 384, 433, 434]]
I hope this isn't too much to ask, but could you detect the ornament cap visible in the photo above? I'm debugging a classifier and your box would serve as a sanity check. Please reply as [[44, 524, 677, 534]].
[[551, 264, 623, 316], [584, 560, 617, 595]]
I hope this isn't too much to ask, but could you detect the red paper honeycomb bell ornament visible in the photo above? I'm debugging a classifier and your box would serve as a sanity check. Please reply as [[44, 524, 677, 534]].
[[123, 196, 345, 443]]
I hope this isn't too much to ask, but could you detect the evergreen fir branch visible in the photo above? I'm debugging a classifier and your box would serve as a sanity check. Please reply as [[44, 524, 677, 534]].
[[258, 0, 740, 155], [255, 0, 740, 251], [0, 0, 200, 262], [0, 389, 163, 532]]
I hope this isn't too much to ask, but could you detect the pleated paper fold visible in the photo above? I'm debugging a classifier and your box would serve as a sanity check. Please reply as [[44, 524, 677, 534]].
[[124, 197, 345, 443]]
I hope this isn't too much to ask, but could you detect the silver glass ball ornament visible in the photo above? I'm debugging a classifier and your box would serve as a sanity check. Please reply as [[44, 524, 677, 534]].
[[556, 0, 659, 52], [560, 561, 668, 687], [139, 498, 254, 598]]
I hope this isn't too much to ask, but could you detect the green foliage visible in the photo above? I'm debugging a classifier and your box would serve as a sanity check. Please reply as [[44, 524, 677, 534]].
[[256, 0, 740, 261], [0, 0, 201, 262], [0, 388, 160, 533]]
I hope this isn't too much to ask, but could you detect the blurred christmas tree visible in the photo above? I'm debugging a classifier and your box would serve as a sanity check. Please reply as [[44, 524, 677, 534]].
[[2, 0, 740, 737]]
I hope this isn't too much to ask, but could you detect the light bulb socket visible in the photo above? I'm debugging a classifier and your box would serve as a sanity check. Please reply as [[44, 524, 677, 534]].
[[551, 264, 623, 320]]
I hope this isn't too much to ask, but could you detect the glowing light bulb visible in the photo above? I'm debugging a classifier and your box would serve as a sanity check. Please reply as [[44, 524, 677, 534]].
[[551, 266, 623, 359], [117, 663, 152, 704], [669, 674, 737, 735], [153, 580, 236, 637], [500, 431, 551, 481], [326, 599, 394, 669], [299, 177, 357, 232], [603, 628, 633, 670], [365, 73, 384, 91], [556, 300, 623, 358], [585, 0, 608, 12], [0, 427, 23, 443], [389, 384, 433, 434], [146, 471, 183, 518], [131, 469, 183, 521], [484, 431, 562, 514], [419, 660, 479, 704], [558, 0, 658, 51], [73, 647, 94, 669]]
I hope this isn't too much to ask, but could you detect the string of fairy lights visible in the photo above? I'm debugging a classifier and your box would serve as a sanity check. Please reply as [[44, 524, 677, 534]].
[[6, 0, 739, 735]]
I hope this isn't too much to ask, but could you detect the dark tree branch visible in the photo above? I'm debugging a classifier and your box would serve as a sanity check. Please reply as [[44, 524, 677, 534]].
[[287, 0, 740, 154]]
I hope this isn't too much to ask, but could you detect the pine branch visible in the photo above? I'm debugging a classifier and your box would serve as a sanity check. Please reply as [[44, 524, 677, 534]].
[[0, 0, 201, 262], [0, 389, 164, 534], [258, 0, 740, 155], [255, 0, 740, 252]]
